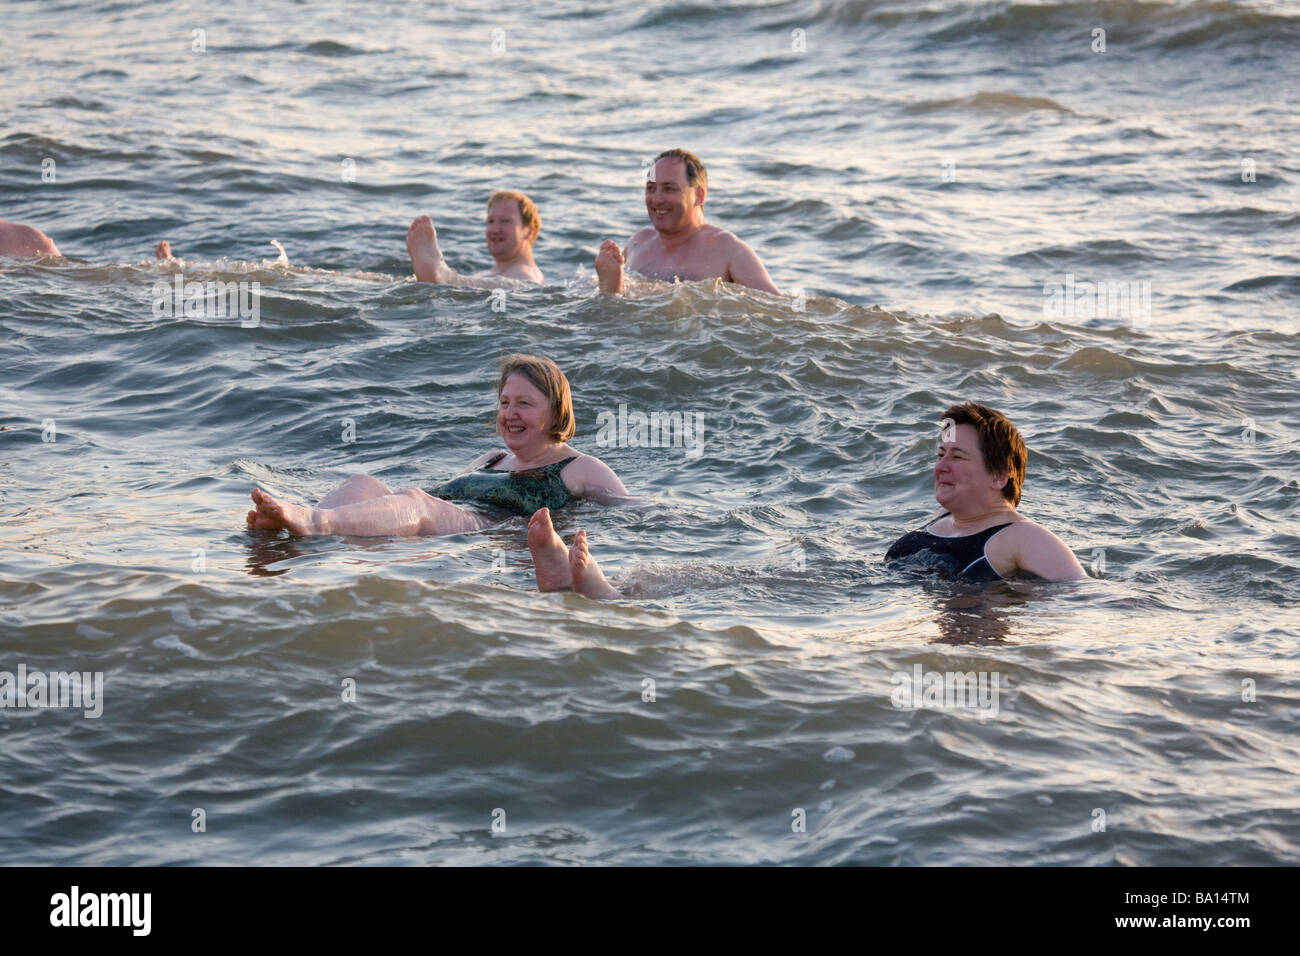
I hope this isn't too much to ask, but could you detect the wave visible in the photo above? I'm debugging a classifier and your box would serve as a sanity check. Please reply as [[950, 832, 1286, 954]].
[[796, 0, 1300, 52], [906, 91, 1076, 115], [301, 40, 374, 57]]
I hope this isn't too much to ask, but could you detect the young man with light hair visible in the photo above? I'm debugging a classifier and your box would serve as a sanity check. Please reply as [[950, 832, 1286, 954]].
[[406, 190, 544, 287]]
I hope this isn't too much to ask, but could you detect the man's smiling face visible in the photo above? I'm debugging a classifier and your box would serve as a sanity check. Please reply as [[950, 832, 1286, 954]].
[[645, 157, 702, 233]]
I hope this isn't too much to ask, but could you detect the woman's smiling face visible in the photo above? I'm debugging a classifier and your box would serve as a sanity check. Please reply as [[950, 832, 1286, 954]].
[[934, 423, 1006, 510], [498, 372, 556, 450]]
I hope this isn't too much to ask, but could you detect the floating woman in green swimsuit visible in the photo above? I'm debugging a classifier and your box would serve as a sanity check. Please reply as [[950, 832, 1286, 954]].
[[245, 355, 630, 564]]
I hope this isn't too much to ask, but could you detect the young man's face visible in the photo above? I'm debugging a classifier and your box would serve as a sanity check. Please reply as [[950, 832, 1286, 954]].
[[485, 200, 532, 260]]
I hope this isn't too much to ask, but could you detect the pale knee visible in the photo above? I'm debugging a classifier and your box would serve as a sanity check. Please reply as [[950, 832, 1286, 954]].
[[400, 487, 439, 534], [350, 473, 392, 494], [21, 225, 58, 255], [0, 224, 58, 257], [398, 487, 438, 512]]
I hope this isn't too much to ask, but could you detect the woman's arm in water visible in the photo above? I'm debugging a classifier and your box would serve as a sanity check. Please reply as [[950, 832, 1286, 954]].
[[1001, 522, 1088, 582], [562, 455, 648, 506]]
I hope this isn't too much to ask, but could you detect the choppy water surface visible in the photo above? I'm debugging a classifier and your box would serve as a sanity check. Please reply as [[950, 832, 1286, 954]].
[[2, 0, 1298, 865]]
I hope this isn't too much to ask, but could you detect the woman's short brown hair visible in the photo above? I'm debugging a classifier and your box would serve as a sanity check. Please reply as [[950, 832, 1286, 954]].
[[486, 190, 540, 245], [496, 354, 575, 442], [941, 401, 1027, 506]]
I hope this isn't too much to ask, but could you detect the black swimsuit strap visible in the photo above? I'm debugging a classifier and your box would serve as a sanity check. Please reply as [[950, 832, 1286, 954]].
[[968, 522, 1014, 545], [929, 513, 1014, 541]]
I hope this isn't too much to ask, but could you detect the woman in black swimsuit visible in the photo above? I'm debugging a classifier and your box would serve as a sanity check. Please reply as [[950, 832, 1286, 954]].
[[244, 354, 629, 546], [883, 401, 1084, 583], [537, 400, 1086, 601]]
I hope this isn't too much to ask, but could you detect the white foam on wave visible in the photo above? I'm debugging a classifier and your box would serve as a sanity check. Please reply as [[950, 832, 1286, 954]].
[[267, 240, 289, 268], [153, 634, 201, 658]]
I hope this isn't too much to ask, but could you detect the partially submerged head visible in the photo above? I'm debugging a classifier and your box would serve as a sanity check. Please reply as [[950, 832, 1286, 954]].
[[485, 190, 541, 258], [645, 148, 708, 231], [496, 353, 575, 444], [0, 219, 61, 257], [935, 401, 1027, 508]]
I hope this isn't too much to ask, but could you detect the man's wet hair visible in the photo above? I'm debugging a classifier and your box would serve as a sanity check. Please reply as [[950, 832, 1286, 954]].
[[653, 148, 708, 196]]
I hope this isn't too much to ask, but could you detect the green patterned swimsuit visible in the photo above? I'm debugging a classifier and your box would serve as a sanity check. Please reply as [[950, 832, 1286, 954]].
[[433, 452, 578, 517]]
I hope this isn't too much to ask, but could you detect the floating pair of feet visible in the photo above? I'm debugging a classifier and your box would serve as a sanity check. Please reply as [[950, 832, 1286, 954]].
[[246, 488, 619, 599]]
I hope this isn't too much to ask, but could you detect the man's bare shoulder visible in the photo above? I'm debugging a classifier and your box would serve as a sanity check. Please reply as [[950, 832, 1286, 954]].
[[627, 227, 658, 248], [699, 224, 750, 251]]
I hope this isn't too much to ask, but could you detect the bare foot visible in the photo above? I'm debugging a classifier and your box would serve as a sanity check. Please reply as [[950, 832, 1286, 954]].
[[406, 215, 448, 283], [594, 239, 624, 294], [569, 529, 621, 599], [246, 487, 325, 536], [528, 507, 574, 591], [155, 240, 174, 261]]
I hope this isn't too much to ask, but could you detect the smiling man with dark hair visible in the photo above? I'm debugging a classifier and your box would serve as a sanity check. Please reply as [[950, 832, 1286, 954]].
[[594, 148, 780, 295]]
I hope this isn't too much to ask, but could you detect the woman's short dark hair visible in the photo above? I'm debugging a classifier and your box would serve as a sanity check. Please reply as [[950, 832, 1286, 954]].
[[942, 401, 1027, 506]]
